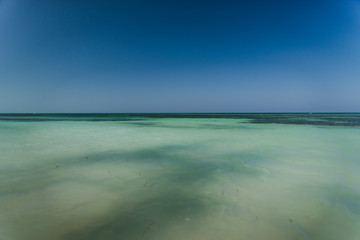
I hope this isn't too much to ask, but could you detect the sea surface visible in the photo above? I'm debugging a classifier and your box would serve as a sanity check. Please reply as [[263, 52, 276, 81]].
[[0, 113, 359, 240]]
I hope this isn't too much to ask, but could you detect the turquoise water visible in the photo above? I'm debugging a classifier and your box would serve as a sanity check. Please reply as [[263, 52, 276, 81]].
[[0, 114, 360, 240]]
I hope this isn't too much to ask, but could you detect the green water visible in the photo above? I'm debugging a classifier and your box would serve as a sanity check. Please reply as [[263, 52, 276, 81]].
[[0, 114, 359, 240]]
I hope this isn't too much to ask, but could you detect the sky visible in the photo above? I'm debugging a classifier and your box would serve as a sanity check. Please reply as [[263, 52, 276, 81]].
[[0, 0, 359, 113]]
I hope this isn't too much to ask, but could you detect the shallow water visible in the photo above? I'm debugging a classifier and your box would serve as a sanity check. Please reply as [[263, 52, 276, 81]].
[[0, 114, 360, 240]]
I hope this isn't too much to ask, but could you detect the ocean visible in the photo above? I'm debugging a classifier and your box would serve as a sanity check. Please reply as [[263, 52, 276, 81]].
[[0, 113, 359, 240]]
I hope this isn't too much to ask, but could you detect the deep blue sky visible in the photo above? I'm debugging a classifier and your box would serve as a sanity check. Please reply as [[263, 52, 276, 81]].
[[0, 0, 359, 112]]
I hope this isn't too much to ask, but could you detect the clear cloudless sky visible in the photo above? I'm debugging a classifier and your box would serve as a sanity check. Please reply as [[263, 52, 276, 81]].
[[0, 0, 359, 113]]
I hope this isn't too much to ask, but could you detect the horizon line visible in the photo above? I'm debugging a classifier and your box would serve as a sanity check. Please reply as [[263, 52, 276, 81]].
[[0, 112, 359, 114]]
